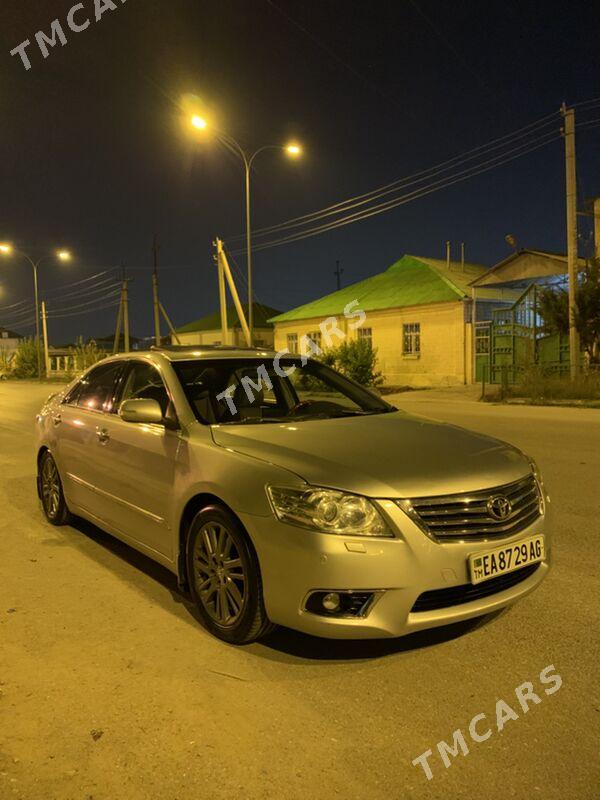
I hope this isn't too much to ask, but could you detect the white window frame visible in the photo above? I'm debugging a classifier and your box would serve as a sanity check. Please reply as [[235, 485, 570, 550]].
[[402, 322, 421, 356]]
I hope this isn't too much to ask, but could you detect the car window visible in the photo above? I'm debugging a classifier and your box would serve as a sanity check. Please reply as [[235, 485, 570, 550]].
[[119, 362, 170, 417], [76, 361, 124, 412], [172, 358, 392, 425], [63, 380, 83, 406], [287, 367, 362, 411]]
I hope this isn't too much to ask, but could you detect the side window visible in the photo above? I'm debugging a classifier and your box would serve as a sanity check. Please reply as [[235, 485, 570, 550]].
[[120, 362, 170, 417], [63, 381, 83, 406], [77, 362, 124, 412]]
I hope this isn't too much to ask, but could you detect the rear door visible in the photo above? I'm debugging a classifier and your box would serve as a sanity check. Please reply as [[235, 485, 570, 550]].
[[87, 360, 181, 559]]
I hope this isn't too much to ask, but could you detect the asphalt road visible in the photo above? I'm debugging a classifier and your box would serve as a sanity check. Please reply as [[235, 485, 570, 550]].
[[1, 381, 598, 800]]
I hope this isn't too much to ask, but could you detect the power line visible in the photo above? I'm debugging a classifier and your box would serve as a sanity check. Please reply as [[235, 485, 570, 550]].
[[227, 110, 559, 243], [46, 299, 121, 320], [230, 128, 561, 254]]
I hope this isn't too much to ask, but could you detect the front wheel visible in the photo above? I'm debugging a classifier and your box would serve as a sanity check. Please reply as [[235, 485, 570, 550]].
[[186, 505, 274, 644], [39, 451, 72, 526]]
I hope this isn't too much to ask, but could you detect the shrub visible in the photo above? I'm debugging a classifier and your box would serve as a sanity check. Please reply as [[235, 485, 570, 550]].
[[321, 339, 383, 387], [12, 338, 41, 378], [510, 365, 600, 402]]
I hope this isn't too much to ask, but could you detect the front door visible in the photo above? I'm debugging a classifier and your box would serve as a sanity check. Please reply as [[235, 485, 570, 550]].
[[88, 360, 181, 559]]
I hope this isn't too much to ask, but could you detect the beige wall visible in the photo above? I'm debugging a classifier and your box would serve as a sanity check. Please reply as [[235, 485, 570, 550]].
[[273, 301, 473, 387], [175, 327, 275, 348]]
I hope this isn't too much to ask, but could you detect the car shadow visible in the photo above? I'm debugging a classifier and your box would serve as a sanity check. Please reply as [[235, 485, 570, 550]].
[[61, 514, 505, 662]]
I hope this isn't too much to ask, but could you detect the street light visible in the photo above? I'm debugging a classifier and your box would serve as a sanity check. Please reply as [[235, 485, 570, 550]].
[[0, 244, 73, 379], [190, 116, 303, 344]]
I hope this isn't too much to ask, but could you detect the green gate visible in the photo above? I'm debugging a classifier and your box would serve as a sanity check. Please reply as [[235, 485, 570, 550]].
[[484, 284, 572, 384]]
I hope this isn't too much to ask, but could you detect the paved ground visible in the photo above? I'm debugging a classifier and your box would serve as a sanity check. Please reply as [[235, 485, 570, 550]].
[[0, 381, 598, 800]]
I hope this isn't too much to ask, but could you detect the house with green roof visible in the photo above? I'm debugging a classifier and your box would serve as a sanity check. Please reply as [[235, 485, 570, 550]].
[[270, 254, 517, 387], [173, 302, 281, 348]]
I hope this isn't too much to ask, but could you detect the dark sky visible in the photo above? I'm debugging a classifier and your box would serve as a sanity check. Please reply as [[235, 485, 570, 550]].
[[1, 0, 599, 343]]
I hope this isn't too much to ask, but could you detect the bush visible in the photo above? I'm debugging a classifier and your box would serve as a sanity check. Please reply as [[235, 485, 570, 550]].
[[12, 338, 41, 378], [510, 365, 600, 402], [321, 339, 383, 387]]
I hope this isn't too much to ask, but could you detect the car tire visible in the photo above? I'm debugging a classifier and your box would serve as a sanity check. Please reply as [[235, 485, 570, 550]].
[[186, 505, 275, 644], [39, 451, 72, 526]]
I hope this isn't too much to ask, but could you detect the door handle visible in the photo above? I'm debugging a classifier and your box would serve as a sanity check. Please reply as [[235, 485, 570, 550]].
[[96, 427, 110, 444], [51, 413, 61, 426]]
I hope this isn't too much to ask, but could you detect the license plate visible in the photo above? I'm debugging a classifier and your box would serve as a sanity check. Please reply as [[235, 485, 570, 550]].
[[469, 535, 545, 585]]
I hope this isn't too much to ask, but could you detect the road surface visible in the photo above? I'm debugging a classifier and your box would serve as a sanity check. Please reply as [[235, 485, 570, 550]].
[[0, 381, 598, 799]]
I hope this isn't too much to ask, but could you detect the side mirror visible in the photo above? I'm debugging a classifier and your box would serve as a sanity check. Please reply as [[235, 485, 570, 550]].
[[119, 398, 164, 425]]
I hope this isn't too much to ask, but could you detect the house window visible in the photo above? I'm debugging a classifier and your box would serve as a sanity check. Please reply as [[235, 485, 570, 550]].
[[1, 331, 8, 339], [287, 333, 299, 354], [403, 323, 420, 355], [475, 326, 490, 354], [304, 331, 322, 353], [357, 327, 372, 346]]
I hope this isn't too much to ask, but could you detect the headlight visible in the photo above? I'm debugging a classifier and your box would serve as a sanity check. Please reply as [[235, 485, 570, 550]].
[[267, 485, 393, 537], [527, 456, 547, 513]]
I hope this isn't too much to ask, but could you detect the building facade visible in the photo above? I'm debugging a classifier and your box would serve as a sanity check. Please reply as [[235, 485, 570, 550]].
[[173, 303, 280, 349], [270, 255, 516, 387]]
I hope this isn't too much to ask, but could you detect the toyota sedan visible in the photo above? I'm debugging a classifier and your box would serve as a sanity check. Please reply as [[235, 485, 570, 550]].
[[35, 346, 550, 644]]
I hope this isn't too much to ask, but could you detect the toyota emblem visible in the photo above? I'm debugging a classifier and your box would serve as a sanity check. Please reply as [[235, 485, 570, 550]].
[[487, 495, 513, 520]]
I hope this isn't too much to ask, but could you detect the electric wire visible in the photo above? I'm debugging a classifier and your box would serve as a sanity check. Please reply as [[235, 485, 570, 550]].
[[227, 110, 560, 244], [230, 129, 561, 255]]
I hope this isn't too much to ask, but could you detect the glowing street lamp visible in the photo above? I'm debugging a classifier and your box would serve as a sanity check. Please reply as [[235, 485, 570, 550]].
[[0, 244, 73, 378], [189, 114, 303, 344], [191, 115, 208, 130]]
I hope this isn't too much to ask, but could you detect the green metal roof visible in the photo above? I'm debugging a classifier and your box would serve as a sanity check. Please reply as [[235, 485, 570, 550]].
[[176, 303, 281, 334], [269, 255, 489, 323]]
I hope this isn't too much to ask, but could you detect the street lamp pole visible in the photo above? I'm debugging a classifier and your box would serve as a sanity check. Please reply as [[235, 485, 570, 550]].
[[0, 247, 72, 379], [219, 136, 283, 347], [190, 116, 301, 347]]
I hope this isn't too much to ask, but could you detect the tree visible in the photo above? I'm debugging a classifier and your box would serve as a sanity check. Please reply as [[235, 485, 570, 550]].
[[537, 258, 600, 364]]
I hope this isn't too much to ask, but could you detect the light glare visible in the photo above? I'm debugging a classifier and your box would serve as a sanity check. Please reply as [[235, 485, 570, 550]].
[[191, 115, 208, 130]]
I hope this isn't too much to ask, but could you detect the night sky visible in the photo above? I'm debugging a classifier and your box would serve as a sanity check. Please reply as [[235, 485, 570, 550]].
[[1, 0, 599, 343]]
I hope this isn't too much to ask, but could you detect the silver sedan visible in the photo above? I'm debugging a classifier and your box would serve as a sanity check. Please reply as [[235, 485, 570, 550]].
[[35, 346, 550, 644]]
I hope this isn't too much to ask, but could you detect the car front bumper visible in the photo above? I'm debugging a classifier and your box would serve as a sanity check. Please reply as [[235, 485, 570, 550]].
[[240, 499, 551, 639]]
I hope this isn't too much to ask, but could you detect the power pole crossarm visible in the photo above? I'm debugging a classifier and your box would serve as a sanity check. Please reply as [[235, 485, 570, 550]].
[[561, 103, 580, 379]]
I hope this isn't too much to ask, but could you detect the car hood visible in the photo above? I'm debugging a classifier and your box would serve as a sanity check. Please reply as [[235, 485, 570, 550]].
[[210, 411, 530, 497]]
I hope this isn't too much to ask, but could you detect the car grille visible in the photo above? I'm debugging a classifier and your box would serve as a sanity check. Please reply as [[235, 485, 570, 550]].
[[398, 474, 542, 542], [411, 563, 540, 612]]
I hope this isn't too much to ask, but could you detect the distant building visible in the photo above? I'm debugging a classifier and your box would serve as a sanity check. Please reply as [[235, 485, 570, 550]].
[[0, 326, 23, 359], [270, 254, 517, 387], [173, 303, 281, 348]]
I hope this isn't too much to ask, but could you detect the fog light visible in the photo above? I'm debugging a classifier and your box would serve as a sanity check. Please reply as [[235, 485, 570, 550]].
[[322, 592, 341, 612], [304, 590, 378, 617]]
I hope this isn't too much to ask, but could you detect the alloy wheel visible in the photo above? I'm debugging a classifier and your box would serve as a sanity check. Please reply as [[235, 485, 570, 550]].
[[41, 456, 61, 519], [193, 522, 247, 626]]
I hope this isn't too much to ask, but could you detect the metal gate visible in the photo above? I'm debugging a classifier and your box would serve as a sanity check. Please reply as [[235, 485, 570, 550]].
[[481, 284, 572, 384]]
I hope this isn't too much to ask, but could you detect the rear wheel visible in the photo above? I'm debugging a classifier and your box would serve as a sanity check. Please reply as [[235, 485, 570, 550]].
[[39, 451, 72, 526], [186, 505, 274, 644]]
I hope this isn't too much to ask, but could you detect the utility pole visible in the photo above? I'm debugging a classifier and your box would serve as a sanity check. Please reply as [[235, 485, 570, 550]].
[[122, 275, 130, 353], [594, 197, 600, 260], [216, 238, 250, 346], [152, 235, 161, 346], [41, 301, 50, 377], [334, 260, 344, 290], [561, 103, 580, 379]]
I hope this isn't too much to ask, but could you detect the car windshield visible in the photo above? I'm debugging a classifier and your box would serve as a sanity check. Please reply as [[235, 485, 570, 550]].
[[172, 357, 395, 425]]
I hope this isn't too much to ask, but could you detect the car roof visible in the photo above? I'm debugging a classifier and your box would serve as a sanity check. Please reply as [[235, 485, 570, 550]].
[[143, 345, 279, 362]]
